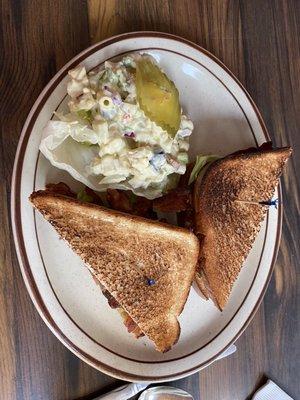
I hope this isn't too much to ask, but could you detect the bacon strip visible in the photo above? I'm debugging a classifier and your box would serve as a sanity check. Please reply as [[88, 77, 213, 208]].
[[107, 188, 153, 218], [106, 188, 132, 213], [45, 182, 76, 198], [153, 187, 192, 213]]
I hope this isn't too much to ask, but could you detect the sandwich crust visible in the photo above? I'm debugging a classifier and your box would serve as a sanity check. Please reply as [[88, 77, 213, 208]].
[[30, 191, 199, 352], [194, 147, 292, 310]]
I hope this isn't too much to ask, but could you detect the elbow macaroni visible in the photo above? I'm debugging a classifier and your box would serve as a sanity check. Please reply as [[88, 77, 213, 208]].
[[41, 54, 194, 199]]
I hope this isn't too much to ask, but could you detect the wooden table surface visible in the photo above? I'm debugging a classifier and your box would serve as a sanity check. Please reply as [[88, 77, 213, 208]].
[[1, 1, 299, 399]]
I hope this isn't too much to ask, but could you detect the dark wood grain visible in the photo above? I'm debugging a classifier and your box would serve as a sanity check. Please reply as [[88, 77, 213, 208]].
[[0, 1, 115, 399], [1, 0, 299, 399]]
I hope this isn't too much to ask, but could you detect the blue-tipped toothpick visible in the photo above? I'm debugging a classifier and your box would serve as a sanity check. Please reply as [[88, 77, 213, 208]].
[[235, 198, 279, 209], [146, 278, 156, 286], [259, 198, 279, 209]]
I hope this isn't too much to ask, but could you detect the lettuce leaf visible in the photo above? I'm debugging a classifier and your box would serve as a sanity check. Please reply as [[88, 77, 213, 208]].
[[188, 154, 220, 185], [42, 121, 100, 145], [77, 188, 93, 203]]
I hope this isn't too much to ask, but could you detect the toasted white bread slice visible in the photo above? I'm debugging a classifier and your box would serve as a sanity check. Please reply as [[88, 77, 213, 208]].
[[194, 146, 292, 310], [30, 191, 199, 352]]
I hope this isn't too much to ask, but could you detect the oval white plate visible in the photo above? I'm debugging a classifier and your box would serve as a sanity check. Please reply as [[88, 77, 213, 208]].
[[11, 32, 282, 382]]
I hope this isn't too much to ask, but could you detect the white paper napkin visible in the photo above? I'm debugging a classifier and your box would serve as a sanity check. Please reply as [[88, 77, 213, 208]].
[[252, 379, 294, 400]]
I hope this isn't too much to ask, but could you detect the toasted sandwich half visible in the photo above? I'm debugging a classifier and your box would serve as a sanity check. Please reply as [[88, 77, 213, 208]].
[[193, 146, 292, 310], [30, 191, 199, 352]]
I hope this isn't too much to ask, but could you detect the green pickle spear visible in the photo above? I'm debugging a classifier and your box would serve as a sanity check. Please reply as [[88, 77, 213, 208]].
[[136, 56, 181, 136]]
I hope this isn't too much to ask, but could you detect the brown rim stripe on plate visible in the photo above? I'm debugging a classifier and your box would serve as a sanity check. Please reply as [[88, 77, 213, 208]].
[[11, 32, 282, 381], [32, 46, 264, 363]]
